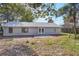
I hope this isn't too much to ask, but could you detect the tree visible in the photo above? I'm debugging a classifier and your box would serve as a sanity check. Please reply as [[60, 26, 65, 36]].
[[0, 3, 34, 22], [41, 3, 56, 16], [21, 8, 34, 22], [27, 3, 43, 18], [28, 3, 42, 9], [58, 3, 78, 39], [29, 3, 56, 22]]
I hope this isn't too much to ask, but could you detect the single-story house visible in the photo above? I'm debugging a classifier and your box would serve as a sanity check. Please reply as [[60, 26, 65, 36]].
[[1, 22, 61, 36]]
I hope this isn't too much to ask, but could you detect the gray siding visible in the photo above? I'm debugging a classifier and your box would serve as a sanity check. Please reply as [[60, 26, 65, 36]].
[[45, 27, 61, 34], [3, 27, 61, 36], [3, 27, 38, 36]]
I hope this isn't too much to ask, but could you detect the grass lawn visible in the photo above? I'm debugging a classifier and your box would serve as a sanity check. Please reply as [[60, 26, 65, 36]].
[[0, 33, 79, 56]]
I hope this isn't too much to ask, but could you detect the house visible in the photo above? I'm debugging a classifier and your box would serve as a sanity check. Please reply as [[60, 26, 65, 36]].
[[61, 5, 79, 33], [62, 22, 79, 33], [62, 16, 79, 33], [1, 22, 61, 36]]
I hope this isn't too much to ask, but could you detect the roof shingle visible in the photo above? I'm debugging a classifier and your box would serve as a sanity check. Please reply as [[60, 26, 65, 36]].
[[1, 22, 61, 28]]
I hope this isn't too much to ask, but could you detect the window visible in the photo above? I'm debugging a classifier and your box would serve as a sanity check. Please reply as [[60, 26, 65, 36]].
[[42, 28, 44, 33], [9, 27, 13, 33], [39, 28, 41, 33], [38, 28, 45, 34], [22, 28, 28, 33]]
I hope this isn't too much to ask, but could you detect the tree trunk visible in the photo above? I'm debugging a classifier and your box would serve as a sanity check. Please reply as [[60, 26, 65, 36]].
[[73, 4, 77, 39], [73, 15, 76, 39]]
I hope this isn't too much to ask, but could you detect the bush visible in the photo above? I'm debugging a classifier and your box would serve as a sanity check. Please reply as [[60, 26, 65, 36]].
[[31, 42, 35, 45], [26, 40, 29, 43], [47, 40, 53, 45], [32, 45, 37, 49], [76, 35, 79, 39]]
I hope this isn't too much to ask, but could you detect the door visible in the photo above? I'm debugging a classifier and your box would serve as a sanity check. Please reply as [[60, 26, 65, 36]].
[[38, 28, 45, 34]]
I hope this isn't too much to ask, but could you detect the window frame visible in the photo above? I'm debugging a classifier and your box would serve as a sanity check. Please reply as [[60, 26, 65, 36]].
[[21, 27, 29, 33], [8, 27, 13, 33], [38, 28, 45, 34]]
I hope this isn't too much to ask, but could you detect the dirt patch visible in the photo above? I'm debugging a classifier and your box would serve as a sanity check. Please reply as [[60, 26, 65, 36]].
[[0, 44, 38, 56]]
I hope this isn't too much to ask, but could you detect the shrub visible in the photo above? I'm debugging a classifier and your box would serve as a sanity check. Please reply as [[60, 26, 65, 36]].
[[76, 35, 79, 40], [47, 40, 53, 45], [32, 45, 37, 49], [26, 40, 29, 43], [31, 42, 35, 45]]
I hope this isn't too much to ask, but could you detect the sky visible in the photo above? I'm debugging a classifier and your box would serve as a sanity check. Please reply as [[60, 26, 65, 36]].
[[53, 3, 65, 25], [34, 3, 65, 25]]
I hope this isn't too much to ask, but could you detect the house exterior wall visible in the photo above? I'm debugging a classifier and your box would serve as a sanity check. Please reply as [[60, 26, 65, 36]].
[[45, 27, 61, 34], [3, 27, 61, 36]]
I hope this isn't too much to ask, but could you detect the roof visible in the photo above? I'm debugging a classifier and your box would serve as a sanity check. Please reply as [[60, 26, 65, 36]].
[[1, 22, 61, 28]]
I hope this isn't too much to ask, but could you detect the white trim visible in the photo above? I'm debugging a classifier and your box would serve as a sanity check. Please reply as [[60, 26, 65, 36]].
[[21, 27, 29, 33], [38, 27, 45, 34]]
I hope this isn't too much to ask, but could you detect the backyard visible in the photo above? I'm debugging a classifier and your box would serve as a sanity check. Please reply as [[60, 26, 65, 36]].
[[0, 33, 79, 56], [0, 3, 79, 56]]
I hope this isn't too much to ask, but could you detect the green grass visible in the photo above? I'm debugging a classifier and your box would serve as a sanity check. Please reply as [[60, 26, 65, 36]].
[[31, 34, 79, 54], [56, 33, 79, 55], [47, 39, 53, 45]]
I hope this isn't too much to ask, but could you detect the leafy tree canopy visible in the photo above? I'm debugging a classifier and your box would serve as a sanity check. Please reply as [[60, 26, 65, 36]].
[[0, 3, 34, 22]]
